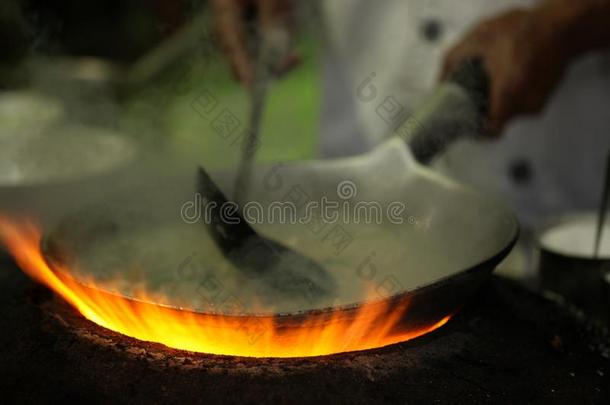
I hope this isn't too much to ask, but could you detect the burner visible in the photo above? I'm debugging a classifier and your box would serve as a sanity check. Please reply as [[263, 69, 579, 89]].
[[1, 257, 608, 403]]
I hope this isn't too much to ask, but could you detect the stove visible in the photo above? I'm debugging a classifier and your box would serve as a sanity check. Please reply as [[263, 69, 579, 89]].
[[1, 255, 608, 404]]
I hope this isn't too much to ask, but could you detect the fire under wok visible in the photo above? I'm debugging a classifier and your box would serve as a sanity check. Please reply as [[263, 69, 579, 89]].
[[33, 135, 518, 356], [3, 59, 516, 357]]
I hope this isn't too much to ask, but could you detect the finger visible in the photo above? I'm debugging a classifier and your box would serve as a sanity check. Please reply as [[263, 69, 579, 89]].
[[440, 37, 485, 81], [440, 46, 463, 81], [275, 51, 301, 76], [258, 0, 293, 32], [486, 72, 516, 137], [212, 0, 254, 86], [256, 0, 298, 76]]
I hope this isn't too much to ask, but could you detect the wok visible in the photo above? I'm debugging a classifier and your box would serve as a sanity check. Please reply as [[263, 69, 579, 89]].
[[40, 60, 517, 336], [40, 137, 518, 331]]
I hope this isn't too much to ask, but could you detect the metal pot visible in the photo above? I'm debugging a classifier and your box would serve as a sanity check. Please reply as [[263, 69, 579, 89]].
[[537, 212, 610, 322]]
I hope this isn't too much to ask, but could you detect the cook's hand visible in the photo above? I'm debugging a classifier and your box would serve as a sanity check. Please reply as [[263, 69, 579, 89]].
[[211, 0, 300, 87], [441, 8, 569, 135]]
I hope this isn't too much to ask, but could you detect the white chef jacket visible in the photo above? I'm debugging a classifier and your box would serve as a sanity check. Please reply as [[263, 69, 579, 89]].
[[318, 0, 610, 230]]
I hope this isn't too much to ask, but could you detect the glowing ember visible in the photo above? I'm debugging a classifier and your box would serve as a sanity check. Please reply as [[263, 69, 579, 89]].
[[0, 216, 450, 358]]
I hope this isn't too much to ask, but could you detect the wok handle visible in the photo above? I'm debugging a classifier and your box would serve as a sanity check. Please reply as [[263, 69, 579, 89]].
[[402, 58, 490, 164], [449, 58, 490, 121]]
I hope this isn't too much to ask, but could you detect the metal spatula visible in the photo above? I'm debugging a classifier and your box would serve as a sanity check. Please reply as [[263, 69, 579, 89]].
[[233, 27, 289, 205], [197, 167, 337, 301]]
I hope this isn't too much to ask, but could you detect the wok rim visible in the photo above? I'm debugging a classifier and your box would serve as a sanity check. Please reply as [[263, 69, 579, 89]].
[[40, 212, 519, 320]]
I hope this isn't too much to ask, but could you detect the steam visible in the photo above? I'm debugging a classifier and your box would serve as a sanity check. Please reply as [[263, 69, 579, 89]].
[[0, 2, 511, 321]]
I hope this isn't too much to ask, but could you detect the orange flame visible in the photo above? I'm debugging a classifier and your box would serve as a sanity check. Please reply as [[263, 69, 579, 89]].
[[0, 216, 450, 358]]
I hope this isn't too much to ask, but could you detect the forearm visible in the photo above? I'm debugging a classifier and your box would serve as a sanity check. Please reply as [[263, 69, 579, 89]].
[[534, 0, 610, 60]]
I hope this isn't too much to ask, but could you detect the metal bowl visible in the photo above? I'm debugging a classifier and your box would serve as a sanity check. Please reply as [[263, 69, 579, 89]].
[[537, 212, 610, 321]]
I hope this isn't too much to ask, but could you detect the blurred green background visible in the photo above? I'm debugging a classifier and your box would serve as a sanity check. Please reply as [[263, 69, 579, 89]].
[[1, 1, 322, 170], [123, 34, 321, 170]]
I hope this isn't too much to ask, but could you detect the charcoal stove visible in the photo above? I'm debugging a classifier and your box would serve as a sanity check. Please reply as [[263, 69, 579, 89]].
[[1, 255, 608, 404]]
